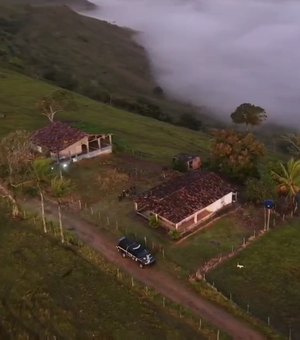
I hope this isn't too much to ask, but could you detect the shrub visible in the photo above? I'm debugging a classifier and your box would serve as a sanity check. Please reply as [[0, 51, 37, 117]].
[[169, 230, 181, 240], [149, 215, 160, 229]]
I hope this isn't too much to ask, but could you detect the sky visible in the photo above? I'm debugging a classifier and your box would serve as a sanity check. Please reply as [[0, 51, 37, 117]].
[[83, 0, 300, 127]]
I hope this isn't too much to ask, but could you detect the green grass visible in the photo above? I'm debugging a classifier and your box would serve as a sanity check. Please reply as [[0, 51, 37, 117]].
[[0, 202, 207, 339], [0, 2, 210, 124], [207, 219, 300, 338], [0, 67, 210, 162]]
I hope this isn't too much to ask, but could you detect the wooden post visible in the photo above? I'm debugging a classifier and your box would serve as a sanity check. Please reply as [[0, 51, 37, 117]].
[[107, 216, 110, 225], [267, 209, 271, 231], [264, 208, 267, 230], [267, 316, 270, 326], [131, 277, 134, 287], [78, 200, 82, 210], [198, 318, 202, 330], [90, 207, 93, 215], [217, 330, 220, 340], [162, 297, 165, 307]]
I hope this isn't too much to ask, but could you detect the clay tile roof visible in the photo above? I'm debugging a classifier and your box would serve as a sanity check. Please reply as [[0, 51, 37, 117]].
[[31, 121, 87, 152], [136, 171, 235, 224]]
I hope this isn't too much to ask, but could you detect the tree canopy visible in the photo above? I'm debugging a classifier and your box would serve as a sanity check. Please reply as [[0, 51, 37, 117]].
[[231, 103, 267, 129], [36, 90, 76, 123], [211, 129, 265, 181]]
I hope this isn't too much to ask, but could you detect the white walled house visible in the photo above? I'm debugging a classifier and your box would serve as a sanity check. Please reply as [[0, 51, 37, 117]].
[[31, 121, 112, 162], [134, 171, 237, 233]]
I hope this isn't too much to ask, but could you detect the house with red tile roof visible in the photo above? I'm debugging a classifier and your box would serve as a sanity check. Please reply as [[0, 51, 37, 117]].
[[31, 121, 112, 162], [134, 171, 237, 232]]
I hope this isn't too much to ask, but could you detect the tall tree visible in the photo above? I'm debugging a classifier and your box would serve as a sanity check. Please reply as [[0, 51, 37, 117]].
[[211, 129, 265, 182], [271, 158, 300, 215], [231, 103, 267, 130], [36, 90, 76, 123], [50, 176, 73, 243]]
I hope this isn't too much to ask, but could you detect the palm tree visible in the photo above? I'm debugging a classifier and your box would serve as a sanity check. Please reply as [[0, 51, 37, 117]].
[[50, 176, 72, 243], [271, 158, 300, 215]]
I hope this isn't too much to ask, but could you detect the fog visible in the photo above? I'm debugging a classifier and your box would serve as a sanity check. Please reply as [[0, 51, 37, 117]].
[[84, 0, 300, 126]]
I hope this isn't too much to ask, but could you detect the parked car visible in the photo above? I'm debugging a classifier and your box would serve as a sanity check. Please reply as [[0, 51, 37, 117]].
[[116, 236, 156, 268]]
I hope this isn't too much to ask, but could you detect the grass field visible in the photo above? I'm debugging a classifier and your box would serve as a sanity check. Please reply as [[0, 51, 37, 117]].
[[207, 219, 300, 339], [0, 67, 210, 162], [0, 202, 208, 339]]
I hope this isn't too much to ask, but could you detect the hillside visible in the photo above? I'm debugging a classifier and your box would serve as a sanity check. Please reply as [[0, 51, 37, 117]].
[[0, 67, 210, 161], [0, 1, 208, 127]]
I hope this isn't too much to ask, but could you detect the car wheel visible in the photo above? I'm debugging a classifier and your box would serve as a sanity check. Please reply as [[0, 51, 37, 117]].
[[122, 252, 126, 258], [139, 263, 144, 269]]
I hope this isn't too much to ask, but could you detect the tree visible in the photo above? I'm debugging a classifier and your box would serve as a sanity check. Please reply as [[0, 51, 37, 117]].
[[271, 158, 300, 215], [178, 113, 202, 131], [31, 158, 54, 233], [231, 103, 267, 130], [50, 176, 73, 243], [36, 90, 76, 123], [211, 129, 265, 182], [0, 130, 32, 185], [0, 130, 32, 218], [281, 134, 300, 158]]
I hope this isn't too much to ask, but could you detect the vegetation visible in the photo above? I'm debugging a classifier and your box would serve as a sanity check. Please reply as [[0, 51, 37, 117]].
[[210, 129, 265, 182], [208, 219, 300, 339], [149, 215, 160, 229], [0, 67, 210, 162], [281, 134, 300, 158], [0, 2, 206, 128], [36, 89, 76, 122], [0, 203, 204, 339], [231, 103, 267, 130], [271, 158, 300, 215]]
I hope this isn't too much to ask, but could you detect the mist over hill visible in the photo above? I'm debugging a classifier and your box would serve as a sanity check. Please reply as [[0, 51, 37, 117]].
[[85, 0, 300, 128]]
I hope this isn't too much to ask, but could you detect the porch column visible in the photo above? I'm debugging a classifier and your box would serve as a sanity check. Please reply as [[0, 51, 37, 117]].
[[155, 213, 158, 221], [98, 138, 101, 149], [194, 214, 197, 224], [175, 223, 178, 230], [108, 134, 112, 145], [134, 202, 138, 211]]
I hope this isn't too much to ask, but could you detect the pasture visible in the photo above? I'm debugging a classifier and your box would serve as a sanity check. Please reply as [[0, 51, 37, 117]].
[[207, 219, 300, 339]]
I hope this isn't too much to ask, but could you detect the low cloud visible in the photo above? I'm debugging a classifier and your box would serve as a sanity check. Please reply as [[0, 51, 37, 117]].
[[85, 0, 300, 126]]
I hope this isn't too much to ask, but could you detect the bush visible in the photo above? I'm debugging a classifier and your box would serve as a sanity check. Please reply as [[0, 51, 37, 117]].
[[177, 113, 202, 131], [169, 230, 181, 240], [244, 176, 277, 204], [149, 215, 160, 229], [172, 159, 188, 173]]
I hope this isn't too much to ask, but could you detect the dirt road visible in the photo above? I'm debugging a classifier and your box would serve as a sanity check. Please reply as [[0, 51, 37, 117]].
[[23, 198, 265, 340]]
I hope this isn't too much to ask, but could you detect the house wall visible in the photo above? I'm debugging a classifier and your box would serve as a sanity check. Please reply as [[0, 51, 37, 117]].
[[58, 136, 89, 159], [206, 192, 233, 213], [192, 157, 201, 170], [158, 191, 233, 231]]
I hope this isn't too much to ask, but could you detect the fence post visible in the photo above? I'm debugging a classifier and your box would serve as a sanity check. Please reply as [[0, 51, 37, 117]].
[[144, 236, 147, 246], [131, 277, 134, 288], [217, 330, 220, 340], [198, 318, 202, 330], [162, 297, 165, 307], [106, 216, 110, 225], [247, 304, 250, 313], [267, 316, 270, 326], [78, 199, 82, 210]]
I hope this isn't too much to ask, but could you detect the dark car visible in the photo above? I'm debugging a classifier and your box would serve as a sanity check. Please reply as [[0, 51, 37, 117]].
[[116, 236, 156, 268]]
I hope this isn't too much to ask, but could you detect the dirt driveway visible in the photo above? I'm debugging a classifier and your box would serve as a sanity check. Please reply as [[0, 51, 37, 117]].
[[22, 198, 265, 340]]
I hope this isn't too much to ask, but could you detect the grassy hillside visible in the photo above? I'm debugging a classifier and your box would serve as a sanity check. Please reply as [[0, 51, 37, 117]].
[[0, 0, 95, 10], [0, 67, 210, 161], [208, 220, 300, 339], [0, 203, 204, 339], [0, 1, 208, 127]]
